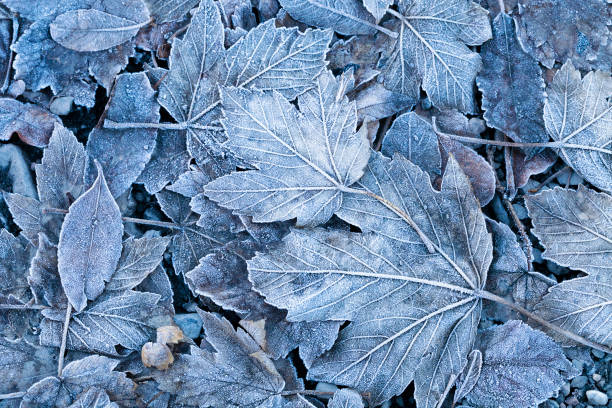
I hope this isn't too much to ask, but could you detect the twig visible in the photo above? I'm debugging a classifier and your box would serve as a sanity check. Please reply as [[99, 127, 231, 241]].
[[0, 303, 48, 310], [0, 16, 17, 94], [42, 208, 183, 230], [0, 392, 25, 400], [57, 303, 72, 377], [281, 390, 371, 398]]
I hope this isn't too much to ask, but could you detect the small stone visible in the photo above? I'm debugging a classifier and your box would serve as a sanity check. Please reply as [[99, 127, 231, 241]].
[[592, 374, 602, 382], [512, 203, 528, 220], [141, 342, 174, 370], [565, 396, 579, 406], [0, 144, 37, 198], [586, 390, 608, 406], [571, 376, 588, 389], [49, 96, 73, 115], [562, 382, 571, 396], [174, 313, 202, 339], [547, 400, 560, 408], [591, 349, 605, 359], [7, 80, 25, 98]]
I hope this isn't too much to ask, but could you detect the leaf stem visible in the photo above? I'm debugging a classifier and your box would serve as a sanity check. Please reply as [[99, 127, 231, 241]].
[[0, 303, 48, 310], [103, 120, 223, 132], [57, 303, 72, 378], [0, 392, 25, 400], [42, 208, 183, 230], [280, 390, 371, 398], [479, 290, 612, 354]]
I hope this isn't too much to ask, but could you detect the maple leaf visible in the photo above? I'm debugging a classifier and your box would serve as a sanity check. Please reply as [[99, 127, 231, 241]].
[[249, 154, 492, 406], [543, 61, 612, 192], [460, 320, 578, 408], [526, 186, 612, 276], [204, 70, 370, 226]]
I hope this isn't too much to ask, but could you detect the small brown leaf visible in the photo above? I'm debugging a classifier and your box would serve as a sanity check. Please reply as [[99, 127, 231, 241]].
[[0, 98, 60, 147]]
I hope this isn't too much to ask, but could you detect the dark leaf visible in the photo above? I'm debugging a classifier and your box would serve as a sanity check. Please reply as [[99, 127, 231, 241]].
[[0, 98, 60, 147], [0, 336, 57, 396]]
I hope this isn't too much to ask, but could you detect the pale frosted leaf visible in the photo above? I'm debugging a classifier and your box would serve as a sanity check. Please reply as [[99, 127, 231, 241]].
[[223, 20, 332, 100], [40, 290, 162, 355], [250, 156, 492, 405], [0, 98, 60, 147], [28, 232, 66, 308], [543, 61, 612, 192], [354, 82, 415, 121], [328, 389, 364, 408], [382, 112, 441, 179], [106, 236, 170, 292], [534, 273, 612, 347], [2, 192, 42, 246], [21, 355, 135, 407], [205, 71, 370, 226], [381, 0, 491, 113], [87, 72, 160, 198], [279, 0, 379, 35], [364, 0, 393, 22], [145, 0, 199, 23], [476, 13, 547, 147], [525, 186, 612, 275], [50, 6, 149, 52], [454, 350, 482, 403], [463, 321, 578, 408], [35, 123, 87, 210], [57, 161, 123, 312], [153, 311, 286, 407], [67, 388, 118, 408], [514, 0, 611, 70]]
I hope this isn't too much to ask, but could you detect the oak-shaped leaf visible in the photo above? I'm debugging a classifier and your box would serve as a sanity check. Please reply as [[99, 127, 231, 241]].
[[49, 2, 150, 52], [380, 0, 491, 113], [525, 186, 611, 276], [153, 310, 300, 407], [0, 98, 60, 147], [513, 0, 611, 71], [249, 155, 492, 406], [57, 161, 123, 312], [205, 71, 370, 226], [20, 355, 135, 407], [534, 273, 611, 348], [461, 321, 578, 408], [87, 72, 160, 198], [543, 61, 612, 192], [8, 0, 150, 107], [476, 13, 547, 148]]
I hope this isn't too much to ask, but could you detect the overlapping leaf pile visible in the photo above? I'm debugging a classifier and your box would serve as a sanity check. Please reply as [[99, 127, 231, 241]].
[[0, 0, 610, 407]]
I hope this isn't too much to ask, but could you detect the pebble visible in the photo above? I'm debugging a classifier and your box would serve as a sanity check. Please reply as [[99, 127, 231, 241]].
[[546, 400, 560, 408], [512, 203, 528, 220], [585, 390, 608, 406], [591, 349, 605, 359], [562, 382, 571, 396], [173, 313, 202, 339], [0, 144, 37, 198], [565, 396, 579, 406], [592, 374, 602, 382], [49, 96, 73, 116], [315, 382, 338, 393], [571, 376, 588, 389], [7, 80, 25, 98]]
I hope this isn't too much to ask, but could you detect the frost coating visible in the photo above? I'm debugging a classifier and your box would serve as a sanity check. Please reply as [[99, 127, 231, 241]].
[[57, 161, 123, 312]]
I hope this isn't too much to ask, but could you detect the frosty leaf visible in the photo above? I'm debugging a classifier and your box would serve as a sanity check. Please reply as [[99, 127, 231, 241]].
[[35, 123, 87, 210], [534, 273, 612, 348], [106, 236, 170, 292], [250, 155, 492, 405], [353, 82, 415, 121], [67, 388, 118, 408], [156, 190, 234, 276], [2, 191, 42, 245], [50, 5, 150, 52], [145, 0, 200, 23], [453, 349, 481, 404], [57, 161, 123, 312], [205, 71, 370, 226], [525, 186, 612, 276], [40, 289, 163, 355], [137, 130, 191, 194], [28, 232, 66, 308], [382, 112, 441, 179], [543, 61, 612, 192], [153, 311, 286, 407], [87, 72, 160, 198], [0, 229, 31, 301], [0, 98, 60, 147], [21, 355, 135, 407], [185, 238, 340, 367], [364, 0, 393, 22], [463, 321, 578, 408], [328, 389, 364, 408], [278, 0, 383, 36], [514, 0, 612, 71], [380, 0, 491, 113], [476, 13, 547, 146], [11, 0, 149, 107], [0, 337, 57, 395]]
